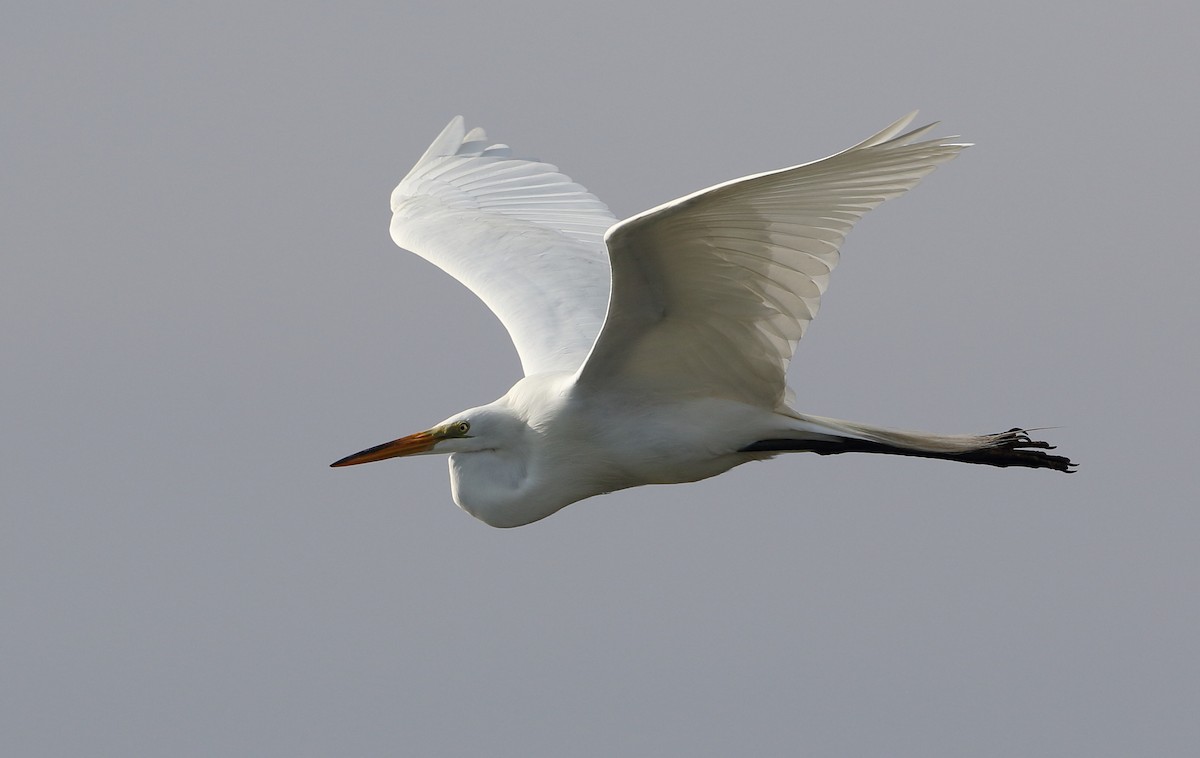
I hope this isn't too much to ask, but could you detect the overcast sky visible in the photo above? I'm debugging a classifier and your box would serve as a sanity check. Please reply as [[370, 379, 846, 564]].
[[4, 2, 1197, 756]]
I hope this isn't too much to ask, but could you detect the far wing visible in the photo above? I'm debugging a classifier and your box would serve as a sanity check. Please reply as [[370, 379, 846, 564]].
[[390, 117, 618, 377], [576, 113, 967, 407]]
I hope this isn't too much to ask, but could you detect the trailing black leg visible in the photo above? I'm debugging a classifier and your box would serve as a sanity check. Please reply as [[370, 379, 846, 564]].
[[740, 428, 1076, 472]]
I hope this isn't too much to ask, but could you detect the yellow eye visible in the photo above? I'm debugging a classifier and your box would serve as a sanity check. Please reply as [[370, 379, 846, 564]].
[[455, 421, 470, 435]]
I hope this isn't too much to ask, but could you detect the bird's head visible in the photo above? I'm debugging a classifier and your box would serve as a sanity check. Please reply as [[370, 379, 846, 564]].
[[329, 405, 518, 467]]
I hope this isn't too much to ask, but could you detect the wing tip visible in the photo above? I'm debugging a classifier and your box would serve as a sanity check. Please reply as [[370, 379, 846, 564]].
[[855, 111, 973, 153], [409, 115, 469, 166], [850, 110, 920, 150]]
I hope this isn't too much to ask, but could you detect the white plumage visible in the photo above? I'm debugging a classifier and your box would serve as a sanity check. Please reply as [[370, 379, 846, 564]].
[[333, 114, 1074, 528], [389, 119, 615, 376]]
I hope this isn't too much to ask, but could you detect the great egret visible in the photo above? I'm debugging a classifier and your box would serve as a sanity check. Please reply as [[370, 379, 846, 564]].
[[332, 113, 1074, 527]]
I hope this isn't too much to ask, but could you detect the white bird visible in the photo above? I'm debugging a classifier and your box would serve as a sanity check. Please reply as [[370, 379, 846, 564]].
[[332, 113, 1074, 527]]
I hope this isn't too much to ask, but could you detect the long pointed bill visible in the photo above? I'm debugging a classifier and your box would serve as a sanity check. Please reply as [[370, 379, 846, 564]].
[[330, 429, 440, 467]]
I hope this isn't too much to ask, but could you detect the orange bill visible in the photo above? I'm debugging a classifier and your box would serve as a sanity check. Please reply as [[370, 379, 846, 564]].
[[330, 429, 439, 467]]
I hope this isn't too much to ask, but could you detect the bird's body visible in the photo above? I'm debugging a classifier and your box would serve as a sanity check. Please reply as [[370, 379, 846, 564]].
[[440, 374, 764, 527], [333, 114, 1075, 527]]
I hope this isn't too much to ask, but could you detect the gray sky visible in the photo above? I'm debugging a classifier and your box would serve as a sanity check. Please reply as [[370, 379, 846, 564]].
[[4, 2, 1197, 756]]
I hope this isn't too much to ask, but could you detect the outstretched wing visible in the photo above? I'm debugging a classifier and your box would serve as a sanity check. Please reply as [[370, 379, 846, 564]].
[[576, 113, 968, 407], [390, 117, 618, 376]]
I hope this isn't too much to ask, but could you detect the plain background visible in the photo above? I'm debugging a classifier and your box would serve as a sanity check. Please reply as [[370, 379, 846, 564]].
[[4, 2, 1197, 756]]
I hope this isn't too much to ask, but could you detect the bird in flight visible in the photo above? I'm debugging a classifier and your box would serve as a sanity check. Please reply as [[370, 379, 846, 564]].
[[332, 113, 1074, 527]]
